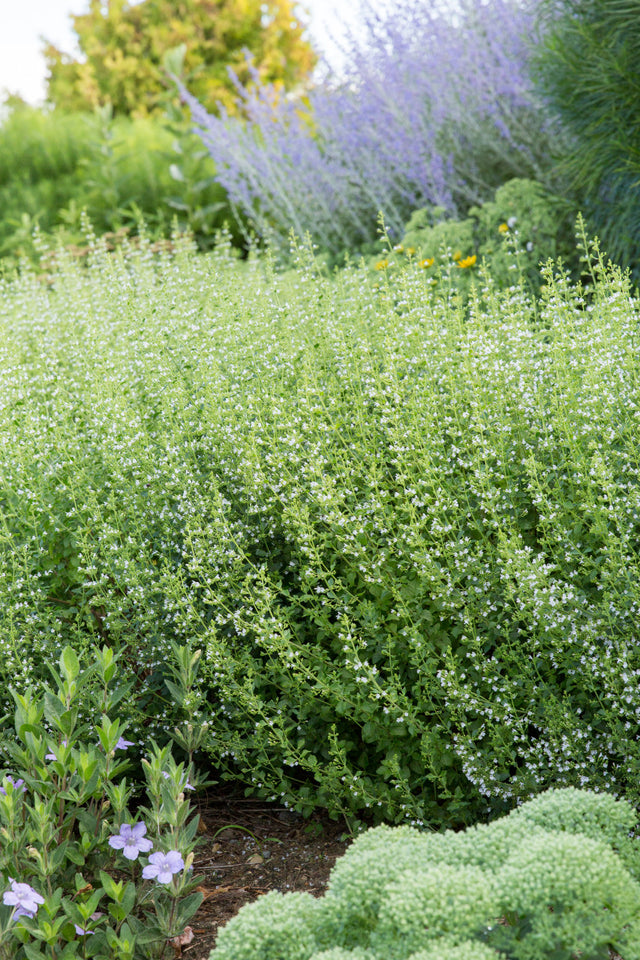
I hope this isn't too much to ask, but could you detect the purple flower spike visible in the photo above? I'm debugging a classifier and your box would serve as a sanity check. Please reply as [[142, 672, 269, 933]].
[[115, 737, 134, 751], [3, 879, 44, 919], [108, 822, 153, 860], [0, 777, 26, 796], [142, 850, 185, 884]]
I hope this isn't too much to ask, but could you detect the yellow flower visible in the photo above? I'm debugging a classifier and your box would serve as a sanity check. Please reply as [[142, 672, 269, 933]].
[[406, 246, 415, 256], [452, 249, 462, 261], [375, 259, 389, 270], [418, 257, 434, 268], [498, 222, 509, 233], [456, 254, 477, 269]]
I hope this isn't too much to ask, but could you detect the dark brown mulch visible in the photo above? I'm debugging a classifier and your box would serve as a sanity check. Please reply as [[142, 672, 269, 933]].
[[179, 788, 351, 960]]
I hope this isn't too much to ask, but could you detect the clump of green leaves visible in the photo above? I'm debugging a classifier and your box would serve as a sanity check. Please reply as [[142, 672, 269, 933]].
[[208, 788, 640, 960], [371, 177, 577, 300], [0, 644, 203, 959], [0, 100, 236, 266]]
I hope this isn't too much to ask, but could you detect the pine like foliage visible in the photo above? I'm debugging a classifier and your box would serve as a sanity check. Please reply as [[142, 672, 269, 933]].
[[531, 0, 640, 280]]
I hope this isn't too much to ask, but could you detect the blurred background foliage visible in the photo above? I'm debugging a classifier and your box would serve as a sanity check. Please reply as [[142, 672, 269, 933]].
[[0, 99, 240, 265], [0, 0, 316, 266], [530, 0, 640, 284], [0, 0, 639, 284], [44, 0, 316, 117]]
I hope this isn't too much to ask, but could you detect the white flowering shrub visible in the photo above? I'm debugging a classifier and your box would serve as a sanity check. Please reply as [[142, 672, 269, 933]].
[[3, 222, 640, 825], [208, 788, 640, 960]]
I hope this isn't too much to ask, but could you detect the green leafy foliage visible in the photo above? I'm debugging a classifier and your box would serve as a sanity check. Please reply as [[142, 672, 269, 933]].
[[205, 891, 324, 960], [530, 0, 640, 281], [378, 178, 578, 300], [208, 788, 640, 960], [0, 102, 235, 264], [44, 0, 316, 117], [0, 645, 203, 959], [2, 225, 640, 827]]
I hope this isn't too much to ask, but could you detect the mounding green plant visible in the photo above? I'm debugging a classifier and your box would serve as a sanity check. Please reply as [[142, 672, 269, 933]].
[[0, 100, 236, 264], [0, 644, 203, 959], [4, 222, 640, 829], [207, 787, 640, 960], [376, 177, 578, 300]]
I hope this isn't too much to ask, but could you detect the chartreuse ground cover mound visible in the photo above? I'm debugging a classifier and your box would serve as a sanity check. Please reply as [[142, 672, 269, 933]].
[[208, 787, 640, 960], [2, 228, 640, 829]]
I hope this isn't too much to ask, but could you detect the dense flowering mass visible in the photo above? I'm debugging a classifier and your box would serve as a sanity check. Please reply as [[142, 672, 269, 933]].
[[2, 225, 640, 829]]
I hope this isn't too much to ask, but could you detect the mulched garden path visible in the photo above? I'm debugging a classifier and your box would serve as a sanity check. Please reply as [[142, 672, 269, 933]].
[[180, 786, 351, 959]]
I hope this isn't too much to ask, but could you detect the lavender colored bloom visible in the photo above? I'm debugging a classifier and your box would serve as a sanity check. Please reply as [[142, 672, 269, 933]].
[[179, 0, 562, 256], [115, 737, 134, 751], [108, 822, 153, 860], [3, 880, 44, 919], [142, 850, 185, 884], [0, 776, 26, 795]]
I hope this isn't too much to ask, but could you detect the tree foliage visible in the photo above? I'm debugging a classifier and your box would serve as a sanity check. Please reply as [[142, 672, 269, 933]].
[[530, 0, 640, 279], [44, 0, 316, 117]]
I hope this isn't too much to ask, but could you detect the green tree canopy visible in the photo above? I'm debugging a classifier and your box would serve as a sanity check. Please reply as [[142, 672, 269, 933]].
[[44, 0, 316, 117]]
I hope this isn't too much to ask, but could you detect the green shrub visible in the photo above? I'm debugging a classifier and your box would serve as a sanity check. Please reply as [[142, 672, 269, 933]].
[[0, 101, 235, 264], [208, 788, 640, 960], [383, 177, 577, 300], [368, 864, 497, 959], [4, 227, 640, 826], [311, 952, 376, 960], [405, 946, 502, 960], [492, 832, 640, 960], [321, 830, 452, 947], [210, 891, 324, 960]]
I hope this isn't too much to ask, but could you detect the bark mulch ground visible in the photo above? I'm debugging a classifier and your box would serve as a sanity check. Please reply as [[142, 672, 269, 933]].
[[178, 786, 351, 959]]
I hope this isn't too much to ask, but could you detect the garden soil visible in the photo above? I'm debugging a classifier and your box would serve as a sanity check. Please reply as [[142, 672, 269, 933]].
[[180, 786, 350, 959]]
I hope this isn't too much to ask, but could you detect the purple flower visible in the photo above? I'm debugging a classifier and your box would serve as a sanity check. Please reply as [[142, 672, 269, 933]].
[[180, 0, 557, 256], [3, 880, 44, 919], [0, 777, 26, 796], [142, 850, 185, 884], [115, 737, 134, 751], [108, 822, 153, 860]]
